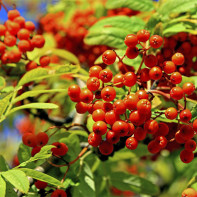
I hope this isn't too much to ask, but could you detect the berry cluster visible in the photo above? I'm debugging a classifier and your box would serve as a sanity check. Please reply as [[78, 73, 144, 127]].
[[159, 32, 197, 76], [107, 7, 140, 17], [68, 29, 197, 163], [0, 9, 51, 71], [38, 9, 108, 67]]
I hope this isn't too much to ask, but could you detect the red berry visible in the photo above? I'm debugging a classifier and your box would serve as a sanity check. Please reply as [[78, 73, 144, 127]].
[[179, 125, 194, 140], [154, 136, 167, 149], [137, 99, 151, 115], [75, 102, 88, 114], [92, 109, 105, 122], [112, 120, 128, 136], [180, 149, 194, 163], [101, 86, 116, 102], [99, 69, 113, 83], [31, 146, 41, 157], [89, 66, 102, 78], [124, 94, 139, 110], [182, 188, 197, 197], [8, 10, 20, 20], [18, 40, 31, 52], [106, 130, 120, 144], [148, 140, 161, 154], [134, 127, 147, 141], [0, 24, 6, 36], [144, 120, 159, 134], [68, 84, 81, 98], [36, 132, 49, 147], [87, 77, 100, 91], [137, 29, 150, 42], [113, 73, 124, 87], [80, 89, 93, 103], [4, 35, 17, 46], [13, 16, 25, 28], [170, 72, 182, 84], [32, 35, 45, 48], [34, 180, 48, 189], [0, 42, 6, 53], [39, 56, 50, 67], [180, 109, 192, 123], [99, 141, 113, 155], [51, 142, 68, 156], [139, 68, 150, 82], [102, 50, 116, 65], [26, 61, 38, 71], [163, 61, 176, 74], [129, 110, 146, 126], [22, 133, 37, 147], [156, 122, 169, 136], [144, 54, 157, 68], [125, 46, 139, 59], [170, 87, 184, 100], [93, 121, 107, 135], [88, 132, 102, 147], [105, 110, 119, 125], [149, 66, 162, 80], [25, 21, 35, 32], [165, 107, 178, 120], [175, 130, 187, 144], [124, 34, 138, 47], [193, 119, 197, 131], [150, 35, 163, 48], [185, 140, 196, 152], [126, 137, 138, 150], [136, 90, 149, 100], [113, 100, 126, 115], [123, 72, 137, 87], [183, 82, 195, 95], [17, 29, 30, 40], [51, 189, 67, 197], [172, 53, 184, 65]]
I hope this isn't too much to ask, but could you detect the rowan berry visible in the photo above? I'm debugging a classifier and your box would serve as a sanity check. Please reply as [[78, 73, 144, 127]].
[[103, 102, 113, 112], [51, 189, 67, 197], [144, 120, 158, 134], [88, 132, 102, 147], [175, 130, 187, 144], [4, 35, 17, 46], [185, 140, 196, 152], [134, 127, 147, 141], [92, 109, 105, 121], [75, 102, 88, 114], [18, 40, 31, 52], [6, 21, 20, 35], [126, 137, 138, 150], [123, 72, 137, 87], [193, 119, 197, 131], [99, 69, 113, 83], [17, 28, 30, 40], [39, 56, 51, 67], [172, 52, 184, 65], [32, 35, 45, 48], [127, 123, 135, 136], [170, 87, 184, 100], [8, 10, 20, 20], [34, 180, 48, 190], [125, 46, 139, 59], [25, 21, 35, 32], [13, 16, 25, 28], [149, 35, 163, 48], [180, 109, 192, 123], [80, 89, 93, 103], [93, 100, 105, 111], [36, 132, 49, 146], [136, 90, 149, 100], [26, 61, 38, 71], [68, 84, 81, 98], [170, 72, 182, 84], [182, 188, 197, 197], [139, 68, 150, 82], [149, 66, 162, 80], [105, 110, 119, 125], [136, 29, 150, 42], [89, 65, 102, 78], [51, 142, 68, 156], [99, 141, 114, 155], [163, 61, 176, 74], [137, 99, 151, 115], [124, 94, 139, 110], [93, 121, 107, 135], [106, 130, 120, 144], [156, 122, 169, 136], [124, 34, 138, 47], [0, 42, 6, 53], [144, 54, 157, 68], [147, 140, 161, 154], [129, 110, 146, 126], [0, 24, 6, 36], [22, 133, 37, 147], [154, 136, 167, 149], [182, 82, 195, 95], [101, 86, 116, 102], [113, 73, 124, 87], [112, 120, 128, 136], [180, 149, 194, 163], [165, 107, 178, 120], [102, 50, 116, 65], [113, 100, 126, 115], [179, 125, 194, 140], [31, 146, 41, 157]]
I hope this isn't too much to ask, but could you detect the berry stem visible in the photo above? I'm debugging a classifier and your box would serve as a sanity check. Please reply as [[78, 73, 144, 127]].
[[136, 51, 145, 75]]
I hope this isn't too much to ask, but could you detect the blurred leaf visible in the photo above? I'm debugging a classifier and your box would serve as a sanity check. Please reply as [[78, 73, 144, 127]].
[[13, 89, 67, 104], [191, 104, 197, 122], [5, 181, 17, 197], [106, 0, 154, 11], [110, 171, 160, 195], [17, 64, 80, 87], [146, 13, 161, 33], [2, 170, 29, 193], [0, 155, 9, 171], [0, 86, 14, 93], [0, 176, 6, 197], [19, 168, 62, 187], [0, 77, 6, 90], [191, 76, 197, 87], [8, 103, 58, 115], [85, 16, 145, 49], [16, 145, 54, 168], [67, 130, 88, 138], [177, 76, 195, 88], [157, 0, 197, 20], [63, 178, 79, 189]]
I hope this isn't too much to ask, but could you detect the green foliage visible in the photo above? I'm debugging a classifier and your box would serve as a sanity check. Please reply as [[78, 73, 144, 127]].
[[110, 171, 160, 195], [0, 77, 6, 90], [0, 176, 6, 197], [106, 0, 154, 11], [1, 170, 29, 194], [0, 155, 9, 171], [85, 16, 145, 49], [191, 104, 197, 122], [19, 168, 62, 187]]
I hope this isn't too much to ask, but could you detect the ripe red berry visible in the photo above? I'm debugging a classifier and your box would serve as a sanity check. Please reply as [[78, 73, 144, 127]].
[[125, 46, 139, 59], [179, 125, 194, 140], [17, 28, 30, 40], [126, 137, 138, 150], [39, 56, 50, 67], [51, 142, 68, 156], [193, 119, 197, 131], [170, 87, 184, 100], [185, 140, 196, 152], [156, 122, 169, 136], [163, 61, 176, 74], [93, 121, 107, 135], [149, 66, 162, 80], [180, 149, 194, 163], [182, 188, 197, 197], [147, 140, 161, 154], [144, 120, 159, 134], [139, 68, 150, 82], [22, 133, 37, 147], [170, 72, 182, 84], [26, 61, 38, 71], [99, 69, 113, 83], [154, 136, 167, 149], [31, 146, 41, 157], [113, 100, 126, 115], [99, 141, 114, 155], [88, 132, 102, 147], [124, 34, 138, 47], [113, 73, 124, 87], [134, 127, 147, 141], [106, 130, 120, 144], [149, 35, 163, 48], [51, 189, 67, 197], [87, 77, 100, 91], [137, 99, 151, 115], [75, 102, 88, 114], [179, 109, 192, 123], [8, 10, 20, 20], [25, 21, 35, 32], [112, 120, 128, 136], [124, 94, 139, 110], [136, 90, 149, 100], [123, 72, 137, 87], [0, 42, 6, 53], [144, 54, 157, 68], [129, 110, 146, 126], [105, 110, 119, 125], [36, 132, 49, 146], [18, 40, 31, 52], [68, 84, 81, 98], [89, 65, 102, 78], [172, 53, 184, 65], [0, 24, 6, 36], [127, 123, 135, 136], [137, 29, 150, 42], [4, 35, 17, 46], [182, 82, 195, 95], [102, 50, 116, 65], [92, 109, 105, 122], [13, 16, 25, 28], [34, 180, 48, 189], [101, 86, 116, 102], [32, 35, 45, 48], [80, 89, 93, 103], [165, 107, 178, 120]]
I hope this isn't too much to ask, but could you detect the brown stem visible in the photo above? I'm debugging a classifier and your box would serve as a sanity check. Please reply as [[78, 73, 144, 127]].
[[61, 166, 70, 184], [136, 52, 145, 75]]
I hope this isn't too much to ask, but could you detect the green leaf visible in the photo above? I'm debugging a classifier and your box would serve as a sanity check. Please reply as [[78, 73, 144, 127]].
[[2, 170, 29, 193], [0, 77, 6, 90], [16, 145, 54, 168], [85, 16, 145, 49], [5, 181, 17, 197], [157, 0, 197, 20], [13, 89, 67, 104], [17, 64, 80, 87], [0, 176, 6, 197], [110, 171, 160, 195], [177, 76, 195, 88], [191, 76, 197, 88], [0, 155, 9, 171], [106, 0, 154, 11], [19, 168, 62, 187], [0, 92, 13, 121], [191, 104, 197, 122], [8, 103, 58, 115]]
